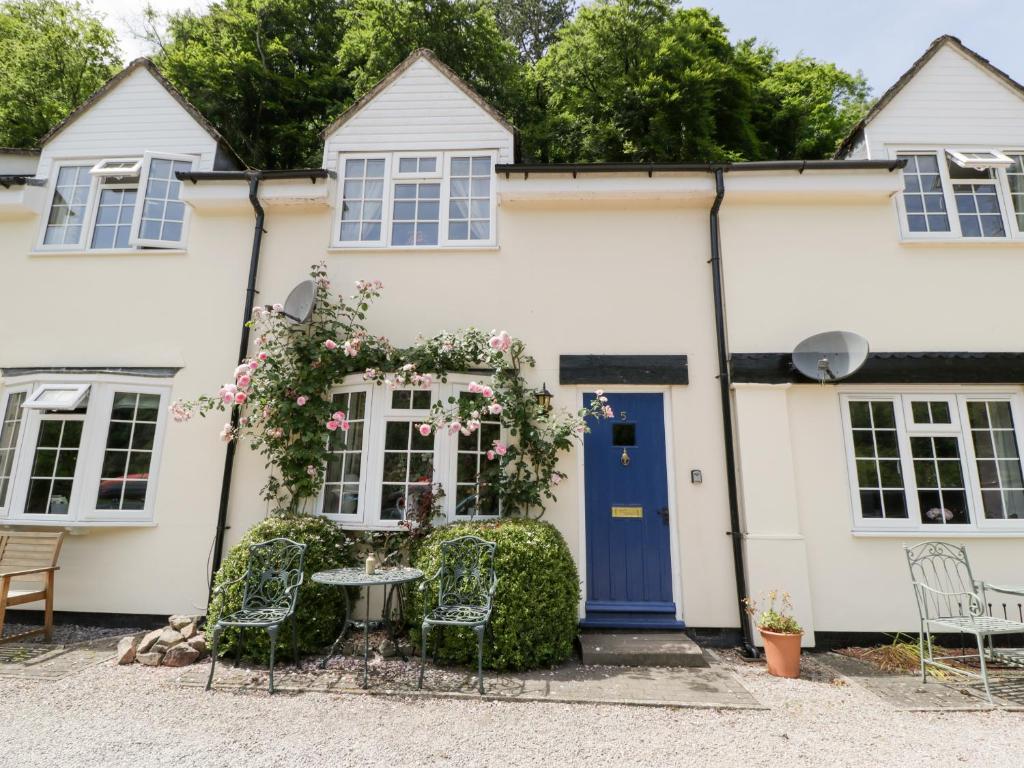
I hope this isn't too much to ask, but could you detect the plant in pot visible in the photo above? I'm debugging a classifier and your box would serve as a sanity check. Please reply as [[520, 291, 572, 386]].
[[744, 590, 803, 678]]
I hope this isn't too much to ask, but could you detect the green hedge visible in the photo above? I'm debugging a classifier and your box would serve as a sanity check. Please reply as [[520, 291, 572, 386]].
[[206, 514, 358, 663], [409, 518, 580, 671]]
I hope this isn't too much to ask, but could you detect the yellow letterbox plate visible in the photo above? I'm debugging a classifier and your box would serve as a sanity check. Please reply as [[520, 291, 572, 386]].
[[611, 506, 643, 518]]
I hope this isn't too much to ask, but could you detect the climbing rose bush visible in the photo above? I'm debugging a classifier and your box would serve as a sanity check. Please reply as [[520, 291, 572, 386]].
[[174, 263, 609, 517]]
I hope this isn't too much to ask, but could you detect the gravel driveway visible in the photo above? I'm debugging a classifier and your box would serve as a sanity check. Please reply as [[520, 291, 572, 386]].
[[2, 653, 1023, 767]]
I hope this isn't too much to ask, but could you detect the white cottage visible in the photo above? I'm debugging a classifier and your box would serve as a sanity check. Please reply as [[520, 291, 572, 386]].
[[1, 39, 1023, 650]]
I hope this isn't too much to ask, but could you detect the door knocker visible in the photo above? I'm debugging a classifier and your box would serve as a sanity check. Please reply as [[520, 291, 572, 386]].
[[620, 447, 631, 467]]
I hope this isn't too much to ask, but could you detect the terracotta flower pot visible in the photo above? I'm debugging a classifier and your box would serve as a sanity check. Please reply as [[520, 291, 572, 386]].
[[759, 628, 803, 678]]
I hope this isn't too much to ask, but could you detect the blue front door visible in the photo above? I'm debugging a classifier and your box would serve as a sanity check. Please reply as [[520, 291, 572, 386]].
[[583, 392, 679, 628]]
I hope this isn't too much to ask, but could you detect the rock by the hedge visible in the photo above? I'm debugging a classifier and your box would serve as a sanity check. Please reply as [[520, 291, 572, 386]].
[[187, 635, 208, 656], [168, 615, 193, 631], [116, 636, 138, 665], [162, 642, 200, 667], [179, 622, 197, 640], [137, 651, 163, 667], [379, 639, 396, 658], [398, 642, 416, 657], [153, 628, 183, 652], [137, 628, 163, 654]]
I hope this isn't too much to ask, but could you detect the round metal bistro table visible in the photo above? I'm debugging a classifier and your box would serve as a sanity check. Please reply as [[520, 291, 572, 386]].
[[312, 566, 423, 688]]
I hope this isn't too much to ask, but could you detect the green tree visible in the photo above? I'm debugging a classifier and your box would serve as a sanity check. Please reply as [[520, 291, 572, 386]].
[[490, 0, 576, 63], [143, 0, 352, 168], [0, 0, 121, 148], [338, 0, 523, 125], [742, 43, 872, 159], [532, 0, 760, 163]]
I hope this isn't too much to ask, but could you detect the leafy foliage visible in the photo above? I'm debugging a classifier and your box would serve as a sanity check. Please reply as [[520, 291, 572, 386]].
[[408, 518, 580, 670], [142, 0, 352, 168], [207, 513, 358, 662], [744, 589, 803, 635], [0, 0, 121, 148], [489, 0, 576, 63], [177, 264, 610, 517]]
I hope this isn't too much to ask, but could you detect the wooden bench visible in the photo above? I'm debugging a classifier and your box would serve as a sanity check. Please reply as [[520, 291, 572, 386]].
[[0, 531, 65, 644]]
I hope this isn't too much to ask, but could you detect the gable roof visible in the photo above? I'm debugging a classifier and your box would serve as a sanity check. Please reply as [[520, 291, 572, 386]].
[[319, 48, 515, 139], [835, 35, 1024, 158], [39, 58, 245, 168]]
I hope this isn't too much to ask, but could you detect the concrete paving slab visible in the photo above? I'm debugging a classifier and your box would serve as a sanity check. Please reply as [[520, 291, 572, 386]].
[[579, 631, 707, 667], [819, 652, 1024, 711], [0, 636, 118, 681], [174, 656, 760, 709]]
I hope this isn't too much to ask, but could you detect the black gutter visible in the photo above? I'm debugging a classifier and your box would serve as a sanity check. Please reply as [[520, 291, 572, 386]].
[[708, 167, 757, 658], [0, 175, 28, 188], [177, 168, 330, 183], [495, 159, 904, 176]]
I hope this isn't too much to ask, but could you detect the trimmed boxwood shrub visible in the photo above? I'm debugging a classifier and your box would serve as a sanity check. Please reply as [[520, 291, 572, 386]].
[[206, 514, 358, 663], [408, 518, 580, 671]]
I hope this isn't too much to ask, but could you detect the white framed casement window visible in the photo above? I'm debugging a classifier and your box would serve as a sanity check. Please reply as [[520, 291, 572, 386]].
[[841, 392, 1024, 532], [317, 375, 504, 529], [333, 150, 497, 249], [37, 154, 196, 252], [891, 147, 1024, 241], [0, 377, 170, 524]]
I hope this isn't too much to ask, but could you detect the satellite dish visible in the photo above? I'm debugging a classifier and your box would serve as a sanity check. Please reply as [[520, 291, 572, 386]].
[[792, 331, 869, 383], [279, 280, 316, 324]]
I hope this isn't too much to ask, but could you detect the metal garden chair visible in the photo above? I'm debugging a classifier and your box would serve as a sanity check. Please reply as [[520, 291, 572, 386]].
[[418, 535, 498, 694], [206, 537, 306, 694], [905, 541, 1024, 703]]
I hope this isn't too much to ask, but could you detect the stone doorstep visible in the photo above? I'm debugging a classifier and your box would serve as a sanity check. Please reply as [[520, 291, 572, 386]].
[[578, 631, 708, 668]]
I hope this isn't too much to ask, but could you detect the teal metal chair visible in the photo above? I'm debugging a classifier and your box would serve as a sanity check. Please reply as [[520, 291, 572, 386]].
[[418, 535, 497, 694], [206, 538, 306, 693], [905, 541, 1024, 704]]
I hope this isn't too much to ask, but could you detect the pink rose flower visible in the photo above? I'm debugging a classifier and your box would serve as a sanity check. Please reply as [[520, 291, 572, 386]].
[[418, 423, 432, 437], [258, 352, 269, 361], [340, 420, 351, 431], [234, 392, 247, 404], [249, 360, 259, 371], [296, 396, 308, 406], [324, 339, 338, 350], [332, 410, 346, 421], [492, 440, 507, 456], [306, 465, 316, 477], [486, 450, 496, 461], [448, 422, 462, 435], [222, 393, 235, 405], [488, 403, 503, 415], [602, 405, 614, 419], [468, 381, 482, 394], [481, 386, 494, 399], [237, 374, 251, 388], [234, 364, 249, 378], [326, 420, 339, 431]]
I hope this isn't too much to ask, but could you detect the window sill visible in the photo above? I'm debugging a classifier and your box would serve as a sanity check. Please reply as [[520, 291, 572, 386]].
[[899, 238, 1024, 248], [326, 245, 499, 255], [29, 249, 187, 258], [852, 528, 1024, 538], [0, 519, 157, 530]]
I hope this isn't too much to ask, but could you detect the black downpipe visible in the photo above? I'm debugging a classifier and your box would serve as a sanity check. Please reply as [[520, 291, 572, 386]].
[[208, 173, 265, 599], [708, 167, 757, 657]]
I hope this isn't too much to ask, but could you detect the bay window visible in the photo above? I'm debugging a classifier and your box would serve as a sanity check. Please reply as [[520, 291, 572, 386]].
[[38, 152, 195, 252], [334, 151, 496, 248], [842, 393, 1024, 532], [895, 148, 1024, 240], [0, 379, 170, 523], [318, 376, 502, 528]]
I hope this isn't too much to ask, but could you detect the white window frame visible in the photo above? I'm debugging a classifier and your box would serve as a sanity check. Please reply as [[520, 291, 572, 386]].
[[0, 385, 31, 516], [36, 154, 196, 253], [0, 376, 171, 525], [89, 157, 143, 178], [333, 153, 391, 249], [392, 153, 443, 179], [128, 151, 196, 249], [891, 146, 1023, 241], [317, 374, 505, 529], [946, 149, 1014, 171], [23, 383, 91, 411], [841, 391, 1024, 533], [333, 150, 498, 249]]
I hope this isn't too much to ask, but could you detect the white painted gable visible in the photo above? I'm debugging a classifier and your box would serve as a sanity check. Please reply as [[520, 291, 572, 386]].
[[322, 55, 515, 170], [37, 66, 221, 179], [862, 42, 1024, 158]]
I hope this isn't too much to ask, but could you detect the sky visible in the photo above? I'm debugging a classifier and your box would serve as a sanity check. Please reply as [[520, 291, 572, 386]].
[[93, 0, 1024, 97]]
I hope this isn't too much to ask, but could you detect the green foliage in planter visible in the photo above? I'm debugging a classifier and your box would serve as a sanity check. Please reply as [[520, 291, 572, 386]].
[[206, 514, 358, 663], [408, 518, 580, 671]]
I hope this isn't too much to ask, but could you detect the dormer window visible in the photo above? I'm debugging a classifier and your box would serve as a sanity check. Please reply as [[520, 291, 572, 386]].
[[895, 148, 1024, 241], [335, 151, 496, 249], [39, 152, 195, 252]]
